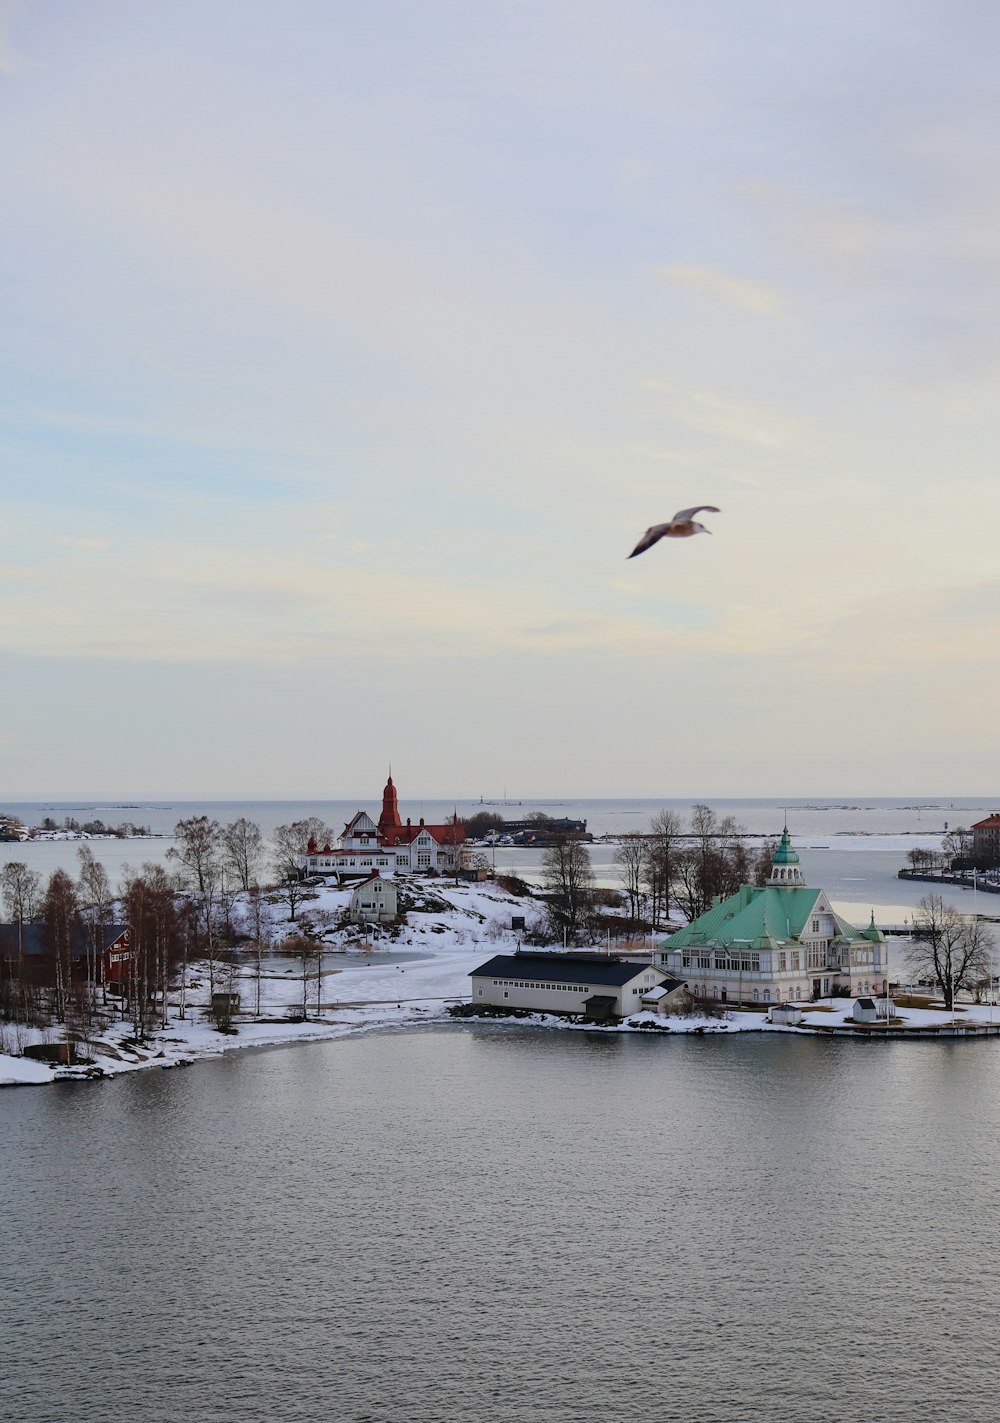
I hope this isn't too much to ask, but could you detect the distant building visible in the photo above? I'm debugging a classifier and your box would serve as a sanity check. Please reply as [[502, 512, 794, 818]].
[[656, 828, 888, 1005], [497, 817, 590, 843], [0, 923, 131, 984], [349, 872, 398, 925], [469, 951, 667, 1019], [300, 774, 464, 880], [972, 814, 1000, 867]]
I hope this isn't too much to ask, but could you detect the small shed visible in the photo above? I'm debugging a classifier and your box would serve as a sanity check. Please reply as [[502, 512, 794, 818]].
[[853, 996, 893, 1023], [770, 1003, 803, 1026]]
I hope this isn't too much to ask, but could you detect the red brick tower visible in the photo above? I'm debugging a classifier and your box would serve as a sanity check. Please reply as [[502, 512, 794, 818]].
[[378, 772, 402, 835]]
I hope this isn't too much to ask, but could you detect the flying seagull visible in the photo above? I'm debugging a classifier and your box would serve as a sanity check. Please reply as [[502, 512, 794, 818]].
[[628, 505, 720, 558]]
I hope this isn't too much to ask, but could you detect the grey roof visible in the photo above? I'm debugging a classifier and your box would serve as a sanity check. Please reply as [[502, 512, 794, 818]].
[[641, 976, 686, 996], [0, 922, 128, 959], [470, 952, 660, 988]]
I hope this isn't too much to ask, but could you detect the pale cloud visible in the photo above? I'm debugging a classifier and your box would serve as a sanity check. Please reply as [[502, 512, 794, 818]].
[[350, 539, 404, 555], [641, 381, 798, 449], [819, 581, 1000, 676], [607, 578, 644, 598], [58, 536, 110, 550], [0, 562, 42, 584], [656, 264, 784, 317], [618, 158, 655, 191], [626, 442, 701, 466], [737, 183, 897, 283]]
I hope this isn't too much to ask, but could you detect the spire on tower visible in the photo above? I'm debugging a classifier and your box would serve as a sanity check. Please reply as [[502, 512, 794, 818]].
[[378, 770, 402, 833], [767, 825, 805, 886]]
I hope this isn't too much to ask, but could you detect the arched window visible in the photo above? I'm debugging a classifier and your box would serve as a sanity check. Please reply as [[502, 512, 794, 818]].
[[763, 988, 771, 1002]]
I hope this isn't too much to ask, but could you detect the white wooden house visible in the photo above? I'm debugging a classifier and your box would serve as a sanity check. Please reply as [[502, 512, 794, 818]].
[[350, 872, 398, 925]]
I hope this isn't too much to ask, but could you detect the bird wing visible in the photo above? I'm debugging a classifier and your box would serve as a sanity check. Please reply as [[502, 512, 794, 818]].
[[672, 505, 720, 523], [627, 525, 668, 558]]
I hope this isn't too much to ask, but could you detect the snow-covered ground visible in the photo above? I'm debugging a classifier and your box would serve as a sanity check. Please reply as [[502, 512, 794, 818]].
[[0, 878, 537, 1086], [3, 877, 999, 1087]]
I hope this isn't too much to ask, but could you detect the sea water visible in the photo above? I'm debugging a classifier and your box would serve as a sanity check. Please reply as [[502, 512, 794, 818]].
[[4, 1024, 1000, 1423]]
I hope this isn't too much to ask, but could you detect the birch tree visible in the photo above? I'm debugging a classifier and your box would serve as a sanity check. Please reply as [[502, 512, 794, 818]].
[[167, 815, 221, 893], [1, 862, 42, 1023], [77, 845, 112, 1011], [42, 870, 78, 1024], [221, 817, 264, 892]]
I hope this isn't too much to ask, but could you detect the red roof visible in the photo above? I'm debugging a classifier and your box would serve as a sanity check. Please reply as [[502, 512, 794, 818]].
[[354, 871, 385, 888], [380, 820, 464, 847], [973, 815, 1000, 830]]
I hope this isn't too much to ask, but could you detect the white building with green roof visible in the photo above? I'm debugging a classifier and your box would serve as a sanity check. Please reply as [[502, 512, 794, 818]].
[[655, 828, 888, 1006]]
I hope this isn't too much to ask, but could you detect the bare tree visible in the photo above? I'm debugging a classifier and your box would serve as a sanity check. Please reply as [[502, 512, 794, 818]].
[[752, 838, 779, 886], [167, 815, 221, 893], [270, 822, 326, 922], [165, 816, 229, 1001], [77, 845, 113, 1010], [645, 808, 683, 928], [614, 832, 646, 923], [280, 934, 318, 1019], [221, 817, 264, 892], [246, 884, 274, 1017], [941, 827, 972, 865], [540, 838, 594, 941], [673, 806, 752, 915], [690, 803, 718, 888], [41, 869, 79, 1024], [120, 866, 185, 1038], [906, 895, 994, 1010], [1, 862, 42, 1024], [671, 848, 704, 924]]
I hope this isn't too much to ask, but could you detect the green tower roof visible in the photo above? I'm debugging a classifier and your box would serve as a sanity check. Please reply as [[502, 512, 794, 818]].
[[862, 911, 885, 943], [771, 825, 800, 866]]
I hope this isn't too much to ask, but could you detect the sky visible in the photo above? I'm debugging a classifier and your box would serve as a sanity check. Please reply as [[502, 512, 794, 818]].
[[3, 0, 1000, 799]]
